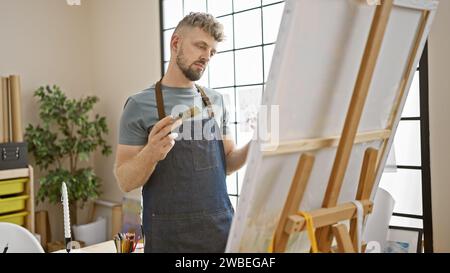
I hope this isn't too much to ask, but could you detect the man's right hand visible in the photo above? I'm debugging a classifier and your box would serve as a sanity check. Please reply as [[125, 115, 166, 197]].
[[146, 115, 182, 163]]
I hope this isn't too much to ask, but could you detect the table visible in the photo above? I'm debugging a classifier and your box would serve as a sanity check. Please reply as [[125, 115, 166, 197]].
[[53, 240, 144, 253]]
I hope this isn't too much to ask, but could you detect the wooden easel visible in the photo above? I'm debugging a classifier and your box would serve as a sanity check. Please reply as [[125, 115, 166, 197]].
[[270, 0, 432, 253]]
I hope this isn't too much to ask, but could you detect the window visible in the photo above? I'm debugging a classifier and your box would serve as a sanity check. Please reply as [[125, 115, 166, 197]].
[[160, 0, 286, 211], [379, 44, 433, 252], [160, 2, 432, 252]]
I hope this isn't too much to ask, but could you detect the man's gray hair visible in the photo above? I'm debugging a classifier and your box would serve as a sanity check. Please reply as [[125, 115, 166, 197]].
[[174, 12, 225, 42]]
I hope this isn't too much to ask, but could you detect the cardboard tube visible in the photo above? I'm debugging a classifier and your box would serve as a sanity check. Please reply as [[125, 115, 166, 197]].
[[9, 75, 23, 142], [0, 77, 5, 143], [1, 77, 10, 143]]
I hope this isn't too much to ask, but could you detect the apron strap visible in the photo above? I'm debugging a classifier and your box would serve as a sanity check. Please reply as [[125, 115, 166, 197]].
[[154, 80, 215, 121]]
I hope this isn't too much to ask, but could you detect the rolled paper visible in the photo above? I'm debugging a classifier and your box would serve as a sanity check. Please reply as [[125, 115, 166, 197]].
[[9, 75, 23, 142], [1, 77, 10, 142], [0, 77, 5, 143]]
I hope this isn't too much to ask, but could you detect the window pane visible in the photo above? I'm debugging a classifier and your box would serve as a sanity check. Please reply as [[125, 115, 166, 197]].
[[216, 87, 236, 122], [207, 0, 232, 17], [163, 29, 174, 62], [390, 216, 423, 229], [235, 47, 263, 85], [237, 165, 247, 194], [384, 145, 398, 172], [393, 121, 421, 166], [209, 51, 234, 88], [163, 0, 183, 29], [380, 169, 423, 216], [229, 195, 238, 211], [264, 44, 275, 82], [263, 0, 283, 5], [236, 85, 263, 125], [233, 0, 261, 12], [217, 15, 234, 52], [402, 71, 420, 118], [230, 123, 237, 144], [263, 3, 285, 44], [197, 66, 209, 86], [164, 62, 169, 74], [227, 174, 237, 195], [237, 126, 254, 147], [184, 0, 206, 14], [234, 9, 262, 49]]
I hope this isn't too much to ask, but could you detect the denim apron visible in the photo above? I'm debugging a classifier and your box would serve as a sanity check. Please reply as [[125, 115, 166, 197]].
[[142, 81, 234, 253]]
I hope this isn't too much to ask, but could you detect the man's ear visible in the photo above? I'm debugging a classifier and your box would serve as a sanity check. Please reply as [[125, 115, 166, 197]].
[[171, 34, 182, 53]]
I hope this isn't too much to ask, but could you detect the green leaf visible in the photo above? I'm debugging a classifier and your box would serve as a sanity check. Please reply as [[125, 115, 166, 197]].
[[25, 85, 111, 206], [78, 152, 89, 162]]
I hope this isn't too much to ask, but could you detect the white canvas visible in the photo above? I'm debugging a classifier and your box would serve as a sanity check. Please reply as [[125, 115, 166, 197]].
[[226, 0, 438, 252]]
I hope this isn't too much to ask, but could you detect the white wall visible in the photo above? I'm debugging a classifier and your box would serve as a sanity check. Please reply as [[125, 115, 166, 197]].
[[0, 0, 161, 242], [428, 0, 450, 253], [86, 0, 161, 203], [0, 0, 93, 244]]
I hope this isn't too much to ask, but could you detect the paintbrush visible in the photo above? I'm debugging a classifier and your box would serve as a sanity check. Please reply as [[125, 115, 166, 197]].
[[148, 106, 201, 134], [170, 106, 201, 132], [175, 106, 201, 122]]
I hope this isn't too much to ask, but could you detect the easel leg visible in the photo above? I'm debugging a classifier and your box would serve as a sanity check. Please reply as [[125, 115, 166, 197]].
[[273, 154, 315, 253], [332, 224, 355, 253], [315, 0, 394, 252], [350, 148, 378, 251]]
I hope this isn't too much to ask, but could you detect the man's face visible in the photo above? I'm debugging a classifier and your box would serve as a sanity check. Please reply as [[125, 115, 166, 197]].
[[174, 27, 218, 81]]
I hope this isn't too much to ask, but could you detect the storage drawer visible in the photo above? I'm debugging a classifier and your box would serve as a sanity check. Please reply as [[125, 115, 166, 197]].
[[0, 211, 28, 226], [0, 195, 29, 214], [0, 142, 28, 170], [0, 178, 28, 196]]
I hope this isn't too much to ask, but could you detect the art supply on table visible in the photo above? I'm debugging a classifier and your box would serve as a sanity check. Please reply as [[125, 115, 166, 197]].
[[113, 232, 141, 253]]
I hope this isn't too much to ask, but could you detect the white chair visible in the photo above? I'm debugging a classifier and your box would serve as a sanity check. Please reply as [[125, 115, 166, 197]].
[[0, 222, 45, 253]]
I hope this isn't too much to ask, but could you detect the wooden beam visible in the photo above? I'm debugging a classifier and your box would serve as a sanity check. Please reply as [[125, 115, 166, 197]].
[[350, 148, 379, 251], [394, 0, 438, 11], [387, 12, 430, 131], [284, 200, 373, 234], [316, 0, 394, 252], [262, 130, 390, 156], [376, 10, 430, 173], [273, 154, 315, 253], [333, 224, 356, 253]]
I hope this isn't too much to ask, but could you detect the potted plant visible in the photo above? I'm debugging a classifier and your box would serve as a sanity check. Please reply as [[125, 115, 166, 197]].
[[25, 85, 112, 225]]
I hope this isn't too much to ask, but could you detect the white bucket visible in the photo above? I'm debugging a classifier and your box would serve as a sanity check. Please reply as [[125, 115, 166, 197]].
[[72, 217, 107, 246]]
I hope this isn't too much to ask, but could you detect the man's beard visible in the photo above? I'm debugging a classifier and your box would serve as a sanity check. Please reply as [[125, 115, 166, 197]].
[[176, 49, 206, 82]]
